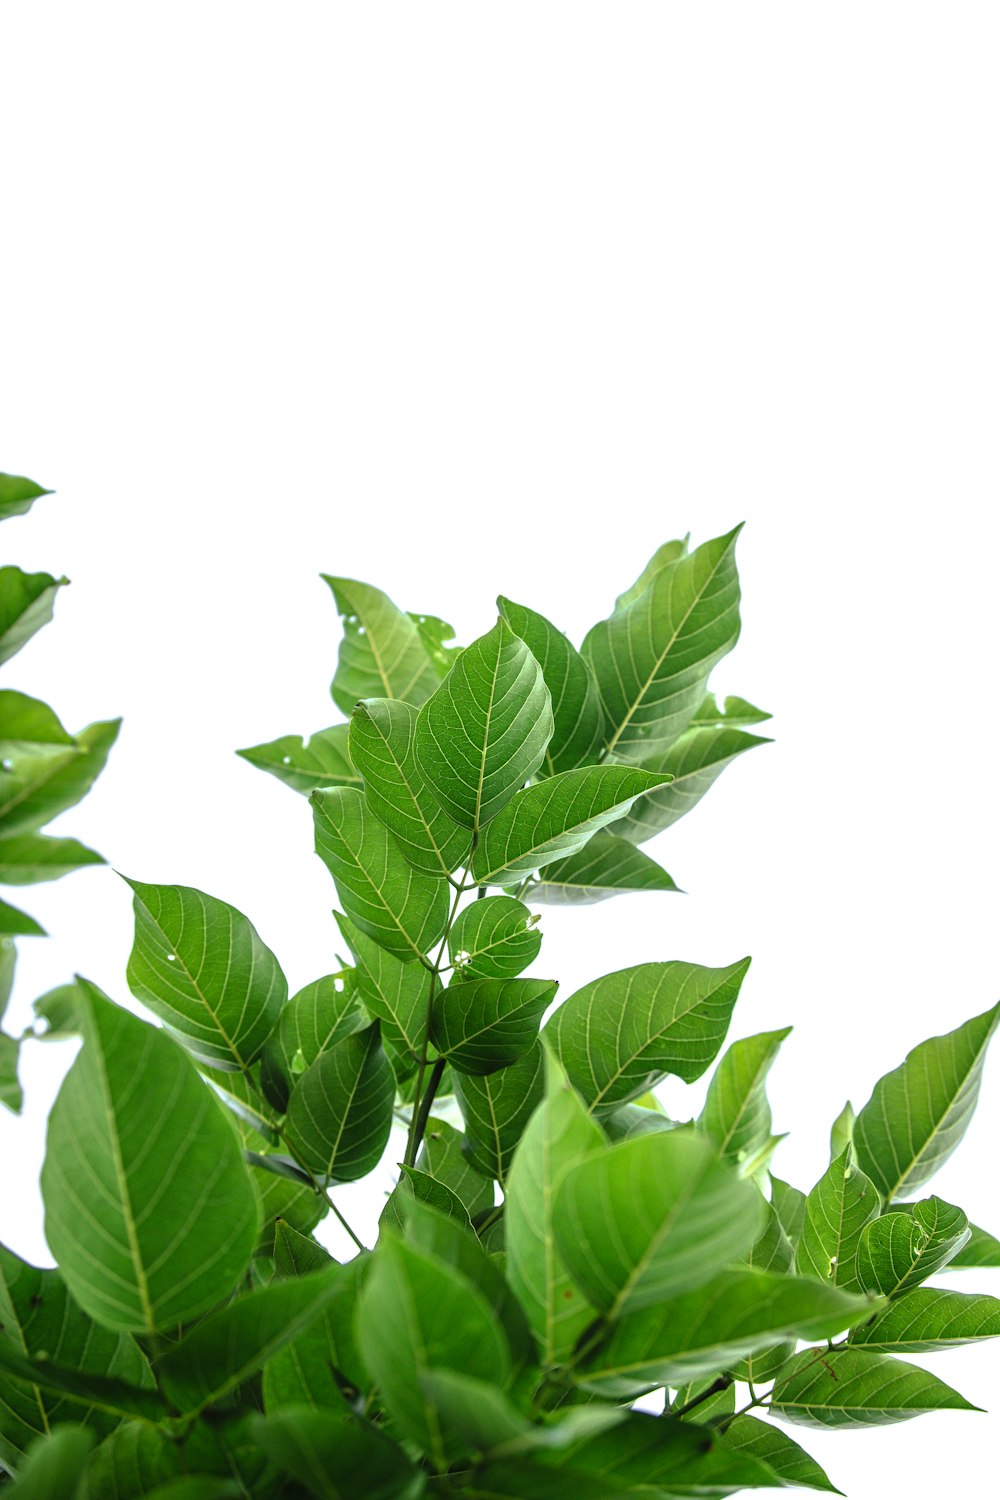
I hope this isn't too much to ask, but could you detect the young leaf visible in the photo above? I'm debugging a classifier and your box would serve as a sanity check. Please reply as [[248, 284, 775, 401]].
[[472, 766, 673, 886], [496, 595, 603, 774], [125, 879, 287, 1071], [856, 1197, 970, 1298], [324, 575, 441, 713], [608, 725, 772, 844], [0, 832, 103, 884], [312, 787, 450, 961], [430, 975, 557, 1075], [853, 1001, 1000, 1201], [250, 1405, 423, 1500], [546, 957, 750, 1114], [0, 472, 53, 523], [0, 567, 67, 666], [449, 894, 541, 979], [41, 979, 260, 1334], [697, 1026, 791, 1171], [717, 1415, 842, 1494], [335, 910, 430, 1058], [236, 723, 359, 795], [416, 1118, 495, 1218], [553, 1130, 764, 1316], [529, 830, 678, 904], [454, 1039, 546, 1184], [848, 1286, 1000, 1352], [770, 1345, 980, 1428], [348, 698, 470, 876], [284, 1024, 394, 1184], [414, 619, 553, 831], [581, 526, 743, 762], [796, 1147, 880, 1294], [612, 537, 690, 612]]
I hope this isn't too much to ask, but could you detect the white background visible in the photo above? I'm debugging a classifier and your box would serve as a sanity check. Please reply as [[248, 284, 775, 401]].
[[1, 4, 998, 1495]]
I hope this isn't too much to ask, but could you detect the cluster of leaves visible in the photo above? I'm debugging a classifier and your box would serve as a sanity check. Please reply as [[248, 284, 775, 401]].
[[0, 472, 120, 1114], [1, 507, 998, 1499]]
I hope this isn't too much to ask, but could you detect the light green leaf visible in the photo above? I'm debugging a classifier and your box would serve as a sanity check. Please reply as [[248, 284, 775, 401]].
[[261, 971, 366, 1112], [41, 981, 259, 1335], [472, 766, 672, 886], [417, 1118, 495, 1218], [0, 1030, 21, 1112], [380, 1165, 474, 1234], [0, 473, 53, 523], [771, 1175, 808, 1250], [335, 910, 430, 1058], [854, 1001, 1000, 1201], [581, 527, 743, 762], [454, 1040, 546, 1185], [349, 697, 470, 876], [313, 787, 449, 961], [547, 958, 750, 1114], [0, 933, 13, 1019], [830, 1101, 855, 1162], [409, 610, 460, 679], [284, 1024, 394, 1184], [732, 1203, 797, 1383], [0, 567, 67, 666], [601, 1100, 678, 1142], [497, 596, 603, 774], [796, 1147, 879, 1293], [0, 896, 45, 937], [948, 1220, 1000, 1269], [29, 984, 80, 1043], [690, 691, 772, 728], [251, 1404, 424, 1500], [0, 706, 119, 837], [849, 1285, 1000, 1352], [529, 830, 678, 904], [697, 1026, 791, 1171], [415, 619, 553, 831], [609, 725, 772, 844], [236, 723, 359, 795], [0, 832, 103, 885], [717, 1415, 842, 1494], [554, 1130, 764, 1316], [449, 894, 541, 979], [324, 575, 441, 713], [125, 879, 287, 1071], [770, 1345, 979, 1428], [4, 1424, 94, 1499], [856, 1196, 970, 1298], [431, 976, 557, 1075], [612, 538, 690, 613]]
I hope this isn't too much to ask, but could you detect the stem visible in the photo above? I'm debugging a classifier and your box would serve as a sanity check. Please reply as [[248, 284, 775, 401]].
[[672, 1374, 734, 1418], [404, 862, 471, 1167], [322, 1188, 367, 1252], [408, 1057, 446, 1165]]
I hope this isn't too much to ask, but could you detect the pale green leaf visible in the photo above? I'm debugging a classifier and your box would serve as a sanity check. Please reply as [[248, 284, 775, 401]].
[[449, 894, 541, 978], [830, 1100, 855, 1162], [698, 1026, 791, 1171], [0, 896, 45, 937], [0, 567, 66, 666], [324, 575, 441, 713], [409, 610, 460, 679], [796, 1147, 880, 1293], [609, 725, 771, 844], [497, 596, 603, 774], [0, 473, 53, 523], [0, 934, 13, 1020], [529, 830, 678, 904], [612, 537, 690, 612], [284, 1024, 394, 1184], [0, 832, 103, 885], [770, 1345, 979, 1428], [236, 723, 359, 795], [431, 975, 557, 1075], [0, 707, 119, 837], [849, 1285, 1000, 1352]]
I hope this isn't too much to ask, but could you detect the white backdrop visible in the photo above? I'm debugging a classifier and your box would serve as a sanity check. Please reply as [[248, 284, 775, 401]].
[[1, 4, 998, 1496]]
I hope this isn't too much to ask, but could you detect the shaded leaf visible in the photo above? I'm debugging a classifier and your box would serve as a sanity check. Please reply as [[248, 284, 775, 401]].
[[0, 1030, 21, 1111], [77, 1422, 180, 1500], [454, 1040, 545, 1184], [236, 723, 359, 795], [262, 971, 366, 1112], [431, 975, 556, 1075], [250, 1405, 423, 1500], [273, 1219, 333, 1277], [610, 725, 772, 844], [849, 1285, 1000, 1352], [529, 830, 678, 904], [796, 1147, 879, 1294], [497, 596, 603, 774], [284, 1024, 394, 1184], [0, 473, 53, 524], [771, 1175, 808, 1250], [261, 1255, 370, 1410], [380, 1166, 473, 1234], [335, 910, 430, 1058], [770, 1345, 979, 1428], [449, 895, 541, 979], [4, 1424, 94, 1498], [324, 575, 440, 714], [0, 567, 66, 666]]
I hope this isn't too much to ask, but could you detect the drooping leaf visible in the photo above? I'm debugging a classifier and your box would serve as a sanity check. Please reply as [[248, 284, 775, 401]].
[[612, 537, 690, 613], [236, 723, 359, 795], [796, 1147, 880, 1294], [313, 787, 450, 961], [581, 527, 743, 762], [547, 958, 750, 1114], [853, 1001, 1000, 1201], [324, 575, 441, 714], [609, 725, 772, 844], [529, 830, 678, 904], [284, 1024, 394, 1184], [431, 975, 556, 1075], [416, 1117, 495, 1218], [125, 879, 287, 1071], [414, 619, 553, 831], [0, 709, 119, 837], [716, 1415, 842, 1494], [472, 766, 673, 886], [553, 1130, 764, 1316], [856, 1196, 970, 1298], [449, 895, 542, 979], [770, 1345, 979, 1428], [497, 596, 603, 774], [250, 1405, 424, 1500], [454, 1039, 546, 1184], [41, 980, 260, 1334], [4, 1424, 94, 1498], [0, 567, 67, 666], [0, 832, 103, 884], [849, 1285, 1000, 1353], [334, 910, 430, 1058], [0, 473, 53, 523], [697, 1026, 791, 1173]]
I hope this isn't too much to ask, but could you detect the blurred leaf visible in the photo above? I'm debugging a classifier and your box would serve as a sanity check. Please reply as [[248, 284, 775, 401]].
[[0, 1030, 22, 1111], [250, 1404, 424, 1500], [3, 1424, 93, 1499], [0, 567, 67, 666], [0, 473, 53, 523], [0, 895, 45, 937], [0, 832, 103, 885]]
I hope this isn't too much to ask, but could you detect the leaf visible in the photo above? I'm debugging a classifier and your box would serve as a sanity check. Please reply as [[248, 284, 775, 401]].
[[472, 766, 673, 886], [0, 567, 67, 666], [77, 1422, 181, 1500], [334, 910, 430, 1057], [853, 1001, 1000, 1201], [830, 1101, 855, 1162], [690, 691, 772, 727], [554, 1130, 764, 1316], [609, 725, 772, 845], [273, 1219, 333, 1277], [41, 979, 260, 1334], [770, 1345, 980, 1428], [125, 879, 287, 1071], [0, 709, 119, 837], [4, 1424, 94, 1498], [547, 958, 750, 1114], [324, 574, 441, 714], [236, 723, 359, 795], [529, 830, 678, 904], [948, 1220, 1000, 1268], [414, 619, 553, 831], [417, 1117, 495, 1218], [771, 1175, 808, 1250], [380, 1166, 474, 1234], [262, 971, 367, 1111], [449, 894, 542, 979], [454, 1039, 546, 1184], [251, 1405, 424, 1500], [0, 933, 13, 1019], [697, 1027, 791, 1171], [261, 1255, 370, 1410], [496, 596, 603, 774], [0, 473, 53, 523], [506, 1051, 606, 1364], [0, 895, 45, 936], [849, 1285, 1000, 1352], [349, 698, 470, 876], [856, 1196, 970, 1298], [409, 610, 460, 678], [0, 832, 103, 885], [284, 1024, 394, 1184], [313, 787, 450, 961], [613, 537, 690, 612], [581, 527, 743, 762], [0, 1029, 21, 1111], [717, 1415, 842, 1494], [796, 1147, 880, 1294], [418, 1368, 528, 1453], [431, 975, 556, 1075]]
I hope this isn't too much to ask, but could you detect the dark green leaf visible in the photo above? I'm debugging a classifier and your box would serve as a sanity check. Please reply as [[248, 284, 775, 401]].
[[529, 830, 678, 904], [856, 1196, 970, 1297], [770, 1345, 980, 1428], [454, 1039, 546, 1184], [0, 832, 103, 885], [0, 473, 53, 524], [380, 1166, 473, 1233], [284, 1024, 394, 1183], [697, 1027, 791, 1172], [143, 1477, 243, 1500], [497, 596, 603, 774], [251, 1405, 423, 1500], [262, 971, 366, 1111], [4, 1424, 93, 1498], [416, 1117, 495, 1218], [431, 975, 556, 1075], [609, 725, 772, 844], [77, 1422, 181, 1500], [262, 1254, 370, 1409], [849, 1285, 1000, 1352], [449, 895, 541, 979], [796, 1147, 880, 1293], [236, 723, 359, 795], [335, 909, 430, 1058], [717, 1415, 842, 1494], [601, 1099, 678, 1141], [324, 575, 441, 713], [0, 567, 67, 666], [273, 1219, 333, 1277]]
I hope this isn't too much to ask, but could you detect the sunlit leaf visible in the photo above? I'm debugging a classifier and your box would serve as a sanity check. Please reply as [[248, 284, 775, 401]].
[[261, 971, 366, 1112], [770, 1345, 979, 1428], [849, 1285, 1000, 1352], [796, 1147, 880, 1294], [0, 896, 45, 937], [612, 538, 690, 612], [0, 705, 119, 837], [236, 724, 359, 795], [529, 830, 678, 904], [856, 1197, 970, 1298], [324, 576, 441, 714]]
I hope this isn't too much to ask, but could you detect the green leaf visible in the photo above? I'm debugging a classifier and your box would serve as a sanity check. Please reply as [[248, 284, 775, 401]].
[[547, 958, 750, 1114], [380, 1165, 474, 1234], [731, 1203, 798, 1384], [796, 1147, 880, 1293], [414, 619, 553, 831], [0, 567, 67, 666], [334, 910, 430, 1058], [770, 1345, 980, 1428], [0, 895, 45, 936], [284, 1024, 394, 1184], [849, 1285, 1000, 1352], [690, 691, 772, 727], [506, 1051, 606, 1364], [431, 975, 557, 1075], [236, 723, 359, 795], [273, 1219, 333, 1276], [251, 1405, 423, 1500], [496, 596, 603, 774], [454, 1039, 546, 1184], [0, 473, 53, 524], [41, 980, 260, 1334], [529, 830, 678, 904], [137, 1480, 242, 1500], [948, 1220, 1000, 1268], [856, 1196, 970, 1298], [472, 767, 673, 886], [349, 697, 471, 876], [261, 971, 367, 1111], [449, 895, 541, 979], [0, 832, 103, 885], [830, 1100, 855, 1162], [77, 1422, 181, 1500], [0, 1030, 22, 1111], [854, 1001, 1000, 1201], [0, 933, 14, 1019], [313, 787, 450, 961], [717, 1415, 842, 1494], [771, 1175, 808, 1249], [609, 725, 772, 845], [416, 1117, 495, 1218], [697, 1027, 791, 1171], [29, 982, 81, 1040], [409, 610, 460, 678], [612, 538, 690, 612], [262, 1254, 370, 1409], [0, 708, 119, 837], [581, 526, 743, 762], [4, 1424, 94, 1498], [324, 575, 441, 713], [125, 879, 287, 1072], [554, 1130, 764, 1316]]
